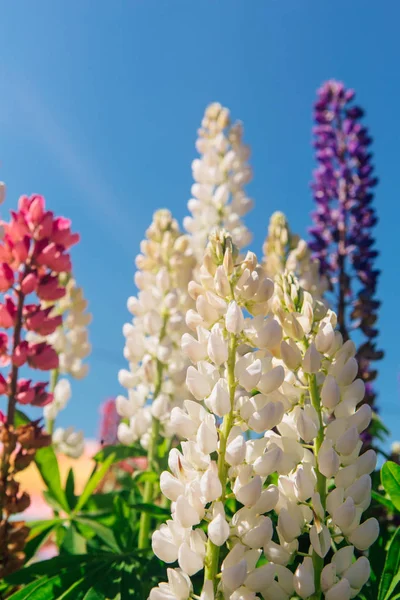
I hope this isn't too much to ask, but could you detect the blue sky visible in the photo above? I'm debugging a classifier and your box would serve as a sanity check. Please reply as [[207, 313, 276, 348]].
[[0, 1, 398, 444]]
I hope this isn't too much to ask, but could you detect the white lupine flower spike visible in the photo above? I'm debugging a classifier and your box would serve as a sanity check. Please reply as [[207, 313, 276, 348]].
[[151, 230, 294, 599], [151, 255, 378, 599], [116, 210, 196, 550], [184, 103, 253, 260]]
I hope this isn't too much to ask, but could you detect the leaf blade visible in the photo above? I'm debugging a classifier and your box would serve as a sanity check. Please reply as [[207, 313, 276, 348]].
[[378, 527, 400, 600], [382, 461, 400, 511], [74, 453, 116, 513], [35, 446, 69, 513]]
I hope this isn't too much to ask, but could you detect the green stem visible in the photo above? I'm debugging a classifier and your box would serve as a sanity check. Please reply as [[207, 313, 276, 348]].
[[138, 416, 160, 548], [138, 359, 163, 549], [46, 368, 60, 435], [204, 334, 236, 594], [308, 372, 327, 600]]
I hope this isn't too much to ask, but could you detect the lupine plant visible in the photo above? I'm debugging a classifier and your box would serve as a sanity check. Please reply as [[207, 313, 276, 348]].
[[0, 97, 398, 600], [308, 81, 383, 448]]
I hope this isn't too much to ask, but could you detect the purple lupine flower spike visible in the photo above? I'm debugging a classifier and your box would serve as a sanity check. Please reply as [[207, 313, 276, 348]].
[[309, 80, 383, 446]]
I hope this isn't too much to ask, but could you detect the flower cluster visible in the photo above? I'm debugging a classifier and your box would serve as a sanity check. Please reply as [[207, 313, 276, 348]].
[[184, 103, 253, 260], [150, 228, 378, 599], [263, 211, 327, 301], [309, 80, 382, 442], [267, 271, 379, 600], [117, 209, 196, 448], [52, 425, 85, 459], [0, 195, 79, 419], [0, 194, 78, 574], [151, 231, 289, 599], [27, 277, 91, 381]]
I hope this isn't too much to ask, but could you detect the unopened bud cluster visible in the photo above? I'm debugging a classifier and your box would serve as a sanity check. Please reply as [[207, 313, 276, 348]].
[[184, 103, 253, 259], [117, 209, 196, 447], [263, 211, 328, 301]]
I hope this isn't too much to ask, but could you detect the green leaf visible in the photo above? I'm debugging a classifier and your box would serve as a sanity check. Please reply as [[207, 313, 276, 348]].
[[82, 589, 105, 600], [5, 577, 57, 600], [132, 471, 158, 484], [61, 525, 87, 555], [82, 492, 122, 516], [24, 519, 60, 562], [6, 554, 112, 583], [371, 490, 396, 512], [93, 444, 145, 464], [14, 409, 30, 426], [74, 453, 115, 513], [75, 518, 120, 552], [43, 490, 68, 514], [65, 468, 76, 509], [382, 461, 400, 512], [132, 503, 170, 518], [378, 527, 400, 600], [6, 562, 111, 600], [35, 446, 69, 513]]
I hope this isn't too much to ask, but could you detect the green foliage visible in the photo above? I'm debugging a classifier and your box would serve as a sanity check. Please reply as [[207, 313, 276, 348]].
[[5, 550, 165, 599], [1, 444, 169, 599], [382, 461, 400, 512], [378, 527, 400, 600], [93, 444, 146, 464]]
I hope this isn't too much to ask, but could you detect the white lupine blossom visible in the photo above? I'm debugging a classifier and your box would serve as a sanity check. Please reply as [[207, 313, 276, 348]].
[[263, 211, 328, 301], [54, 278, 92, 378], [117, 210, 196, 449], [183, 103, 253, 260], [27, 277, 92, 379], [151, 231, 301, 600], [43, 378, 71, 422], [52, 426, 85, 459]]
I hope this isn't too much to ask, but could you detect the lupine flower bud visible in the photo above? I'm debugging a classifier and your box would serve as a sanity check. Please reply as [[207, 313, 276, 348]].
[[187, 366, 212, 401], [278, 507, 302, 543], [294, 558, 315, 599], [226, 301, 245, 334], [348, 518, 379, 550], [178, 543, 203, 576], [343, 556, 370, 590], [331, 546, 354, 575], [208, 505, 230, 547], [280, 339, 302, 370], [303, 343, 321, 374], [205, 378, 230, 416], [207, 325, 228, 365], [318, 440, 340, 477], [321, 375, 341, 409], [325, 578, 351, 600], [310, 523, 331, 558]]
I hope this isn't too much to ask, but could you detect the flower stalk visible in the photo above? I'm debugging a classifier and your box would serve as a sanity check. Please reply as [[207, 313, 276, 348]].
[[204, 333, 237, 590]]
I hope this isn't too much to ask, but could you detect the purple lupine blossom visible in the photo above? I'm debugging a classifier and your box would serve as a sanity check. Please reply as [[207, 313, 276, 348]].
[[309, 80, 383, 443], [99, 398, 120, 446]]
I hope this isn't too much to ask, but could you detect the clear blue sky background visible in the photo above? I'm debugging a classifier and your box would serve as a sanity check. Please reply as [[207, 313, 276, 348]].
[[0, 1, 398, 444]]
